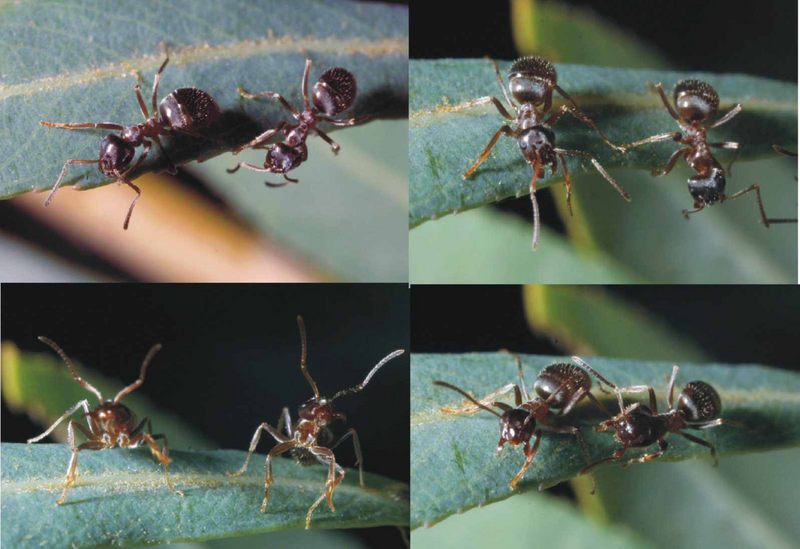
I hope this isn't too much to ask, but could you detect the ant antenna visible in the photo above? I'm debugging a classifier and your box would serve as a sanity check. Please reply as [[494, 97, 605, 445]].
[[114, 343, 163, 403], [433, 380, 503, 418], [38, 336, 104, 403], [332, 349, 405, 401], [296, 315, 320, 399]]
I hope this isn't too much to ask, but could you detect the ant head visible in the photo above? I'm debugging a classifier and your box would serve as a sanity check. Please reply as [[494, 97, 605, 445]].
[[499, 408, 536, 445], [508, 56, 557, 106], [297, 397, 345, 425], [677, 381, 721, 423], [90, 401, 136, 432], [688, 167, 726, 205], [99, 135, 136, 177], [518, 125, 557, 166], [673, 80, 719, 123], [533, 362, 590, 410], [159, 87, 221, 131], [312, 68, 357, 116]]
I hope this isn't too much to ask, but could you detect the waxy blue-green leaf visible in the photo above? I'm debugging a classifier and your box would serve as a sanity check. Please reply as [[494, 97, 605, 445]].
[[0, 0, 408, 198], [1, 443, 409, 546], [409, 59, 796, 228], [410, 353, 800, 529]]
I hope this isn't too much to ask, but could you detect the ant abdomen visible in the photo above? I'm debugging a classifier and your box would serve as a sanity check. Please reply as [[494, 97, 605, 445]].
[[688, 167, 726, 205], [158, 87, 221, 131], [533, 363, 590, 409], [674, 79, 720, 123], [508, 56, 557, 105], [677, 381, 722, 423], [99, 135, 136, 176], [312, 67, 357, 116]]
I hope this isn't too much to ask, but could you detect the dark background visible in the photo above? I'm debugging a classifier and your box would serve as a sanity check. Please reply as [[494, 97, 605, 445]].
[[1, 283, 409, 548], [411, 285, 800, 370]]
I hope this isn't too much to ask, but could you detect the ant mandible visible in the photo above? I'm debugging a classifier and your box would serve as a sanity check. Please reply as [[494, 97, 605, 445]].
[[434, 354, 615, 489], [40, 47, 221, 229], [228, 315, 404, 529], [227, 58, 370, 187], [461, 56, 630, 249], [620, 80, 797, 225], [580, 364, 723, 475], [27, 337, 183, 505]]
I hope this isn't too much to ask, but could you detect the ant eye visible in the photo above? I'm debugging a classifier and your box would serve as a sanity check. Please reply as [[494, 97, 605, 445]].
[[673, 79, 719, 122], [312, 67, 357, 115], [159, 88, 221, 131], [507, 56, 556, 105]]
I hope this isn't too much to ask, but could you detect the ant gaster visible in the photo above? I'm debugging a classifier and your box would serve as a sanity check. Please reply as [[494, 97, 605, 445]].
[[461, 56, 630, 249], [580, 365, 723, 475], [40, 49, 220, 229], [620, 80, 797, 225], [27, 337, 182, 504], [227, 59, 369, 187], [228, 315, 404, 529], [434, 354, 615, 489]]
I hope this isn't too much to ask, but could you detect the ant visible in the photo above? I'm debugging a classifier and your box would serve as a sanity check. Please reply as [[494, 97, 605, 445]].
[[580, 364, 723, 475], [620, 80, 797, 225], [227, 315, 404, 529], [40, 48, 221, 229], [227, 58, 369, 187], [27, 336, 182, 505], [460, 56, 630, 249], [433, 354, 616, 489]]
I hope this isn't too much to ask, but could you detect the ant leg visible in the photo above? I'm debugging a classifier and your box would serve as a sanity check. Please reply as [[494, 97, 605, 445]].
[[488, 57, 517, 110], [228, 422, 287, 477], [40, 121, 125, 131], [304, 446, 343, 528], [651, 82, 681, 120], [152, 135, 178, 175], [277, 407, 293, 438], [725, 184, 798, 226], [697, 418, 724, 430], [509, 431, 542, 490], [772, 144, 797, 157], [28, 400, 92, 443], [678, 431, 718, 466], [57, 420, 99, 505], [559, 153, 574, 216], [439, 382, 516, 415], [667, 365, 679, 408], [236, 86, 300, 117], [570, 356, 617, 392], [232, 122, 286, 155], [709, 141, 740, 175], [556, 148, 631, 201], [623, 437, 668, 467], [459, 95, 515, 120], [151, 51, 170, 114], [542, 422, 596, 492], [261, 441, 296, 514], [652, 147, 689, 177], [529, 161, 541, 251], [614, 384, 658, 413], [329, 428, 364, 486], [141, 432, 184, 496], [133, 82, 150, 120], [552, 95, 626, 153], [265, 174, 299, 187], [314, 128, 340, 155], [682, 202, 706, 219], [301, 58, 312, 111], [463, 125, 516, 179], [499, 349, 529, 402], [319, 114, 373, 126], [580, 447, 628, 475], [44, 159, 100, 206], [709, 103, 742, 129], [115, 141, 151, 230], [618, 131, 683, 154]]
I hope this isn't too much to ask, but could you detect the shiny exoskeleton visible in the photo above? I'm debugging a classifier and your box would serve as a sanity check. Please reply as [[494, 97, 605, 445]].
[[40, 50, 220, 229], [227, 59, 369, 187], [580, 365, 723, 474], [27, 337, 182, 504], [434, 355, 616, 490], [621, 80, 796, 225], [228, 315, 404, 529], [460, 56, 630, 249]]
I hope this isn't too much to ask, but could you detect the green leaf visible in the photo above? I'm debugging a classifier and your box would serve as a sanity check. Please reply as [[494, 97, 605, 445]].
[[409, 207, 641, 283], [0, 443, 409, 546], [410, 353, 800, 529], [0, 0, 408, 198], [409, 59, 797, 228]]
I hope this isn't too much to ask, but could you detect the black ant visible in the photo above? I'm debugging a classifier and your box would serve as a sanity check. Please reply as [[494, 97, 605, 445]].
[[227, 58, 369, 187], [433, 354, 615, 489], [460, 56, 630, 249], [620, 80, 797, 225], [27, 337, 182, 504], [228, 315, 404, 529], [580, 364, 723, 475], [40, 48, 221, 229]]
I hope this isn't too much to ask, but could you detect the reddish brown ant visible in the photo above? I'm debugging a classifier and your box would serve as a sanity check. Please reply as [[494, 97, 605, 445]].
[[227, 59, 369, 187], [580, 365, 723, 475], [27, 336, 182, 505], [460, 56, 630, 249], [433, 354, 615, 489], [227, 315, 404, 529], [621, 80, 797, 225], [40, 47, 220, 229]]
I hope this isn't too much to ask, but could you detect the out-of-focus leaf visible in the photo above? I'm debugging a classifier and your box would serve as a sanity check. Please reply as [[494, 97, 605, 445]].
[[1, 443, 409, 546], [0, 0, 407, 197], [410, 353, 800, 528]]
